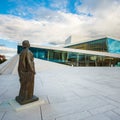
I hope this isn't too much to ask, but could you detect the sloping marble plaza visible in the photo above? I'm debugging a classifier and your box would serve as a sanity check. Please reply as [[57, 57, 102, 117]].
[[0, 55, 120, 120]]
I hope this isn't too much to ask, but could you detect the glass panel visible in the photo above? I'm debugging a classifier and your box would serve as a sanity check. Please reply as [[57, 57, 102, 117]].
[[38, 51, 47, 59], [107, 38, 120, 53], [17, 45, 22, 54], [66, 38, 107, 52], [79, 54, 85, 66]]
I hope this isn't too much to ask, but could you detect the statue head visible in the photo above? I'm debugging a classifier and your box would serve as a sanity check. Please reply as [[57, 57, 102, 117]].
[[22, 40, 30, 48]]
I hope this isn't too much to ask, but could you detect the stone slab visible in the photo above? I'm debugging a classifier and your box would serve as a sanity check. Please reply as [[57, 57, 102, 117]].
[[9, 98, 45, 112], [89, 104, 116, 115], [56, 111, 91, 120]]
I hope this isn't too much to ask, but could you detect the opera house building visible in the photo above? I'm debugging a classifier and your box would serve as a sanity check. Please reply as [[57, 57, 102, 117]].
[[17, 37, 120, 67]]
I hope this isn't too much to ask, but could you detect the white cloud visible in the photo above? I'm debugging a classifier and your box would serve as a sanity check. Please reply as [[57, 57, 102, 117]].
[[50, 0, 68, 12], [0, 0, 120, 46], [0, 13, 93, 44], [77, 0, 120, 15], [75, 0, 120, 39], [0, 46, 17, 59]]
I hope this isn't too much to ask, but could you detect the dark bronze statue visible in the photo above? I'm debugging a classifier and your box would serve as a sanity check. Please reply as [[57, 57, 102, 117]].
[[16, 40, 39, 105]]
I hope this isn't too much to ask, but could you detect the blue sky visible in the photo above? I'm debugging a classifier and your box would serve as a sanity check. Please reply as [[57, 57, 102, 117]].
[[0, 0, 120, 51], [0, 39, 17, 48], [0, 0, 82, 19], [0, 0, 82, 49]]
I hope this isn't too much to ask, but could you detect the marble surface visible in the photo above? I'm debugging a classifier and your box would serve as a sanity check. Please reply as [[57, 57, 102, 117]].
[[0, 57, 120, 120]]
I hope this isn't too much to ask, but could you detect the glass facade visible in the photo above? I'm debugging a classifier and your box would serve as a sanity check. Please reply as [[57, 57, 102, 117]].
[[65, 38, 108, 52], [17, 46, 48, 60], [107, 38, 120, 53], [17, 44, 120, 67], [65, 37, 120, 54], [17, 46, 67, 64]]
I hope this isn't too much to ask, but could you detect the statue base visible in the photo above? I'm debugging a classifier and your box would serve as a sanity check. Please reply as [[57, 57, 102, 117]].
[[16, 95, 39, 105]]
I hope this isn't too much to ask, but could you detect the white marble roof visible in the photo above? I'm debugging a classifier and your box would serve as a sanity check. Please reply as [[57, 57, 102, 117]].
[[0, 55, 120, 120]]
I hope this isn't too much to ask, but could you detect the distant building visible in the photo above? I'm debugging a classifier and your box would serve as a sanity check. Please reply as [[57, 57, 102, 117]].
[[17, 37, 120, 67]]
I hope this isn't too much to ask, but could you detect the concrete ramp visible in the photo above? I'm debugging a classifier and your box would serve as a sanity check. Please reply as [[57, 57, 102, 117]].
[[0, 54, 19, 75], [0, 54, 69, 75]]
